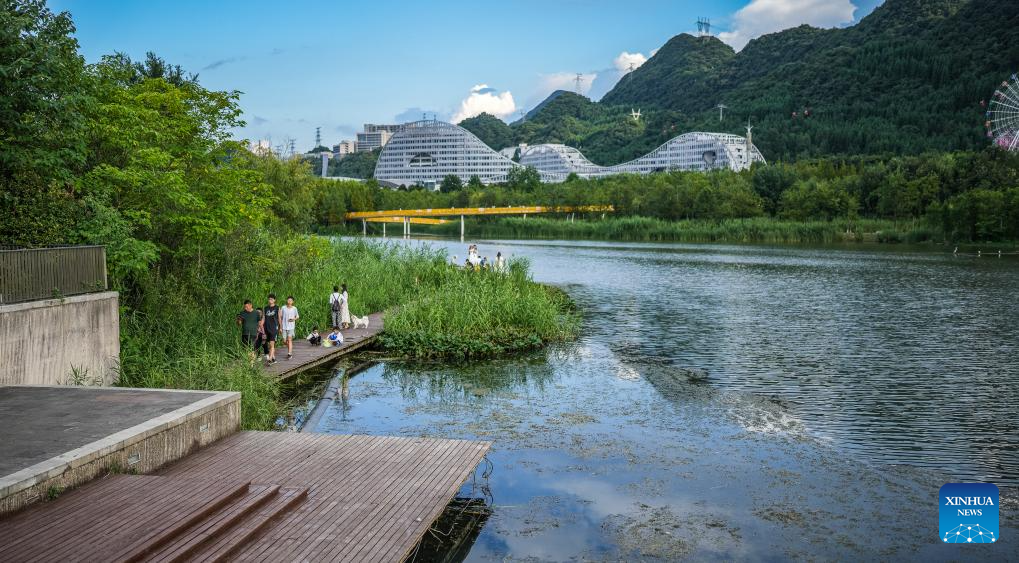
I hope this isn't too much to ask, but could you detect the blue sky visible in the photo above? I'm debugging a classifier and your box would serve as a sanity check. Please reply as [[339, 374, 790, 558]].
[[52, 0, 883, 151]]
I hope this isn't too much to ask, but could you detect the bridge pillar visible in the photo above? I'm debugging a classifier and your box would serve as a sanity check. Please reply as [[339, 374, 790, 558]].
[[382, 222, 386, 238], [460, 215, 464, 243], [362, 219, 366, 236]]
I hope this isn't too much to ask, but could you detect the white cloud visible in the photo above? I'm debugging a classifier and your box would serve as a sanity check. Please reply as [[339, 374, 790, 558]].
[[451, 84, 517, 123], [613, 51, 647, 72], [719, 0, 857, 51]]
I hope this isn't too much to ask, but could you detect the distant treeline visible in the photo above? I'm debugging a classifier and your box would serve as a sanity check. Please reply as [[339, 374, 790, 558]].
[[314, 149, 1019, 243]]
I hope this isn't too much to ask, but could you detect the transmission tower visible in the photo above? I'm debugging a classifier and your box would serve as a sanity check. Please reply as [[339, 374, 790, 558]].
[[314, 127, 321, 148], [696, 17, 712, 37], [574, 73, 584, 95]]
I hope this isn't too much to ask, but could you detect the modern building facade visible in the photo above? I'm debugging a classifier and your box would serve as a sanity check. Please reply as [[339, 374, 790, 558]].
[[519, 132, 766, 178], [332, 140, 357, 156], [374, 120, 526, 188], [364, 123, 407, 135], [374, 121, 766, 188], [356, 130, 391, 152]]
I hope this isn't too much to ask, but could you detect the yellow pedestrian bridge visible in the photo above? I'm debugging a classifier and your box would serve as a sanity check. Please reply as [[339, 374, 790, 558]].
[[345, 205, 614, 240]]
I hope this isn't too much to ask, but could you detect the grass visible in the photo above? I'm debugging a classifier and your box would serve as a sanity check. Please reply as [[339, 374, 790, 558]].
[[380, 259, 578, 360], [419, 216, 941, 244], [116, 233, 576, 429]]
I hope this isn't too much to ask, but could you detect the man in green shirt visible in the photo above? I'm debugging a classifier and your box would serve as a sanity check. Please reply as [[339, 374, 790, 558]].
[[236, 299, 263, 361]]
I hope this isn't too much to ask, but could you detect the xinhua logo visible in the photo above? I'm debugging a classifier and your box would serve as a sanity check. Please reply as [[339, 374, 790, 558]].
[[940, 483, 999, 544]]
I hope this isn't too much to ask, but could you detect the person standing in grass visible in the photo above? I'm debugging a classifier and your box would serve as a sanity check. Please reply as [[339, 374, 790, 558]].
[[235, 300, 263, 362], [339, 284, 350, 329], [280, 296, 300, 360], [262, 294, 281, 364], [329, 285, 342, 330]]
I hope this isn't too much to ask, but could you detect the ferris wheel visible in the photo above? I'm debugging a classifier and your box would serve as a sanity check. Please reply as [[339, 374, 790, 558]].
[[986, 73, 1019, 151]]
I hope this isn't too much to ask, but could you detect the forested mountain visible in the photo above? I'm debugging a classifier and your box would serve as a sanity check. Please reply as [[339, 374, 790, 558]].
[[458, 113, 515, 151], [460, 0, 1019, 164]]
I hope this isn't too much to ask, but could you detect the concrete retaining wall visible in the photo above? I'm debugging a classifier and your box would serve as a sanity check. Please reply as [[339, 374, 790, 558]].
[[0, 388, 241, 515], [0, 291, 120, 386]]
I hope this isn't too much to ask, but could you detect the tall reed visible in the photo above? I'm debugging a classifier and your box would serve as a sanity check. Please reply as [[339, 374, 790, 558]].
[[421, 216, 935, 244], [117, 234, 576, 428]]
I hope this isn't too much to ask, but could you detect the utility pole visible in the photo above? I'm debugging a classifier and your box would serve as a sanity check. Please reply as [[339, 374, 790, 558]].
[[716, 103, 728, 122]]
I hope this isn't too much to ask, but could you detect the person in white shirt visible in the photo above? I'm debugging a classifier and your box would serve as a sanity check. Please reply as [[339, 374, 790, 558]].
[[495, 252, 506, 273], [329, 286, 342, 330], [280, 296, 299, 359], [326, 326, 344, 347]]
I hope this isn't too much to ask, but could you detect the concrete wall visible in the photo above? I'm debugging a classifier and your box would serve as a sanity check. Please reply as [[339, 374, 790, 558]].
[[0, 292, 120, 386]]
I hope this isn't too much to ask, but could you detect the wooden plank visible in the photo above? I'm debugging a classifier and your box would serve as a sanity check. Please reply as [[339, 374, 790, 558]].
[[263, 312, 385, 380], [0, 434, 490, 563]]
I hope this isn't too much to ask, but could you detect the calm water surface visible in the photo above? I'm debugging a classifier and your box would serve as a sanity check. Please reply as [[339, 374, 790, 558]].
[[311, 239, 1019, 561]]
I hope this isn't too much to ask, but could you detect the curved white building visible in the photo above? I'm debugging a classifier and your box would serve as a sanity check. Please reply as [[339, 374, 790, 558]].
[[373, 120, 523, 188], [374, 121, 766, 188], [519, 132, 766, 178]]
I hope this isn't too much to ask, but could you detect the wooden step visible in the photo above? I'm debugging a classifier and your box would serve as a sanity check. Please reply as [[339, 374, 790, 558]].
[[196, 486, 309, 562], [108, 481, 253, 563], [141, 484, 281, 563]]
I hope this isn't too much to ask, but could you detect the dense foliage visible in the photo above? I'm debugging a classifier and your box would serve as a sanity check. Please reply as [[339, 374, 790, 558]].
[[314, 150, 1019, 243], [459, 0, 1019, 164], [307, 148, 380, 179], [458, 113, 515, 151]]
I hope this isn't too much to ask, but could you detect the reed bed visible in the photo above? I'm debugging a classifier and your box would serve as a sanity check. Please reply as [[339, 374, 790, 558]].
[[425, 216, 936, 244], [117, 234, 576, 428]]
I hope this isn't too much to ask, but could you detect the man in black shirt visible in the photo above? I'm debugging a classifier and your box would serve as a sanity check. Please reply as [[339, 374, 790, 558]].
[[235, 299, 263, 361], [261, 293, 281, 365]]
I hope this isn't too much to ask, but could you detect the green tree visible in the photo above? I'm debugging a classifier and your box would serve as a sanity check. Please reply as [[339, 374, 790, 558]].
[[440, 174, 464, 193], [467, 175, 484, 190], [505, 166, 541, 192], [75, 54, 270, 279], [0, 0, 86, 245]]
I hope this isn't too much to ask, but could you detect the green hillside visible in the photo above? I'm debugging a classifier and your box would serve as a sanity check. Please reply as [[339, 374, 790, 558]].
[[461, 0, 1019, 163]]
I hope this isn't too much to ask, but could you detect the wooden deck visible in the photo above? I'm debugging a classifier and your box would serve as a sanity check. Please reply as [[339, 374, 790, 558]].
[[0, 432, 491, 562], [265, 311, 385, 379]]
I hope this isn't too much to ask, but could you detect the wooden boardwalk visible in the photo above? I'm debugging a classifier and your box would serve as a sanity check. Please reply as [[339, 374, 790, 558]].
[[265, 311, 385, 379], [0, 432, 491, 562]]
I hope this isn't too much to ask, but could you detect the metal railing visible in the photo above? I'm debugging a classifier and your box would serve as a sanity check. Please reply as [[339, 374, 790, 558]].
[[0, 246, 108, 304]]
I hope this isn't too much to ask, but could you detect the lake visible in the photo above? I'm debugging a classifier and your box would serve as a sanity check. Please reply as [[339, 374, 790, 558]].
[[309, 239, 1019, 561]]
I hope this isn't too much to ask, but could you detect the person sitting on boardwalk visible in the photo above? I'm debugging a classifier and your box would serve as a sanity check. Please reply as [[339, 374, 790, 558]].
[[339, 284, 351, 329], [236, 300, 263, 362], [326, 326, 344, 347], [280, 296, 300, 360], [262, 294, 280, 365], [306, 326, 322, 346], [329, 286, 342, 330]]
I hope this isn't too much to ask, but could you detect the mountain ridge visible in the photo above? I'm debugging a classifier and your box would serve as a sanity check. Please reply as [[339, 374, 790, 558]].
[[459, 0, 1019, 164]]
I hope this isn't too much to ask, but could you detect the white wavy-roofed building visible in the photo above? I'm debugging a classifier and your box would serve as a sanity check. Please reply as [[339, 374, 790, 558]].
[[374, 119, 544, 188], [374, 121, 765, 188], [520, 132, 766, 177]]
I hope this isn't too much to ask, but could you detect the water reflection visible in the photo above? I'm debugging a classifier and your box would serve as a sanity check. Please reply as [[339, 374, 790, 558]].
[[314, 238, 1019, 560]]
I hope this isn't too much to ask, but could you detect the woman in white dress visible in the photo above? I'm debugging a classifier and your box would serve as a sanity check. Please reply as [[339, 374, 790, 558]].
[[339, 283, 351, 329]]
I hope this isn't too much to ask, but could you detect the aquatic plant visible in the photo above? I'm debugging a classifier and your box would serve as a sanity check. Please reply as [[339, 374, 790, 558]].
[[380, 259, 578, 360]]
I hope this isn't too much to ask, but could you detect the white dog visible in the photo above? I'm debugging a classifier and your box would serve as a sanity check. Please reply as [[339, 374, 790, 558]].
[[351, 314, 370, 330]]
